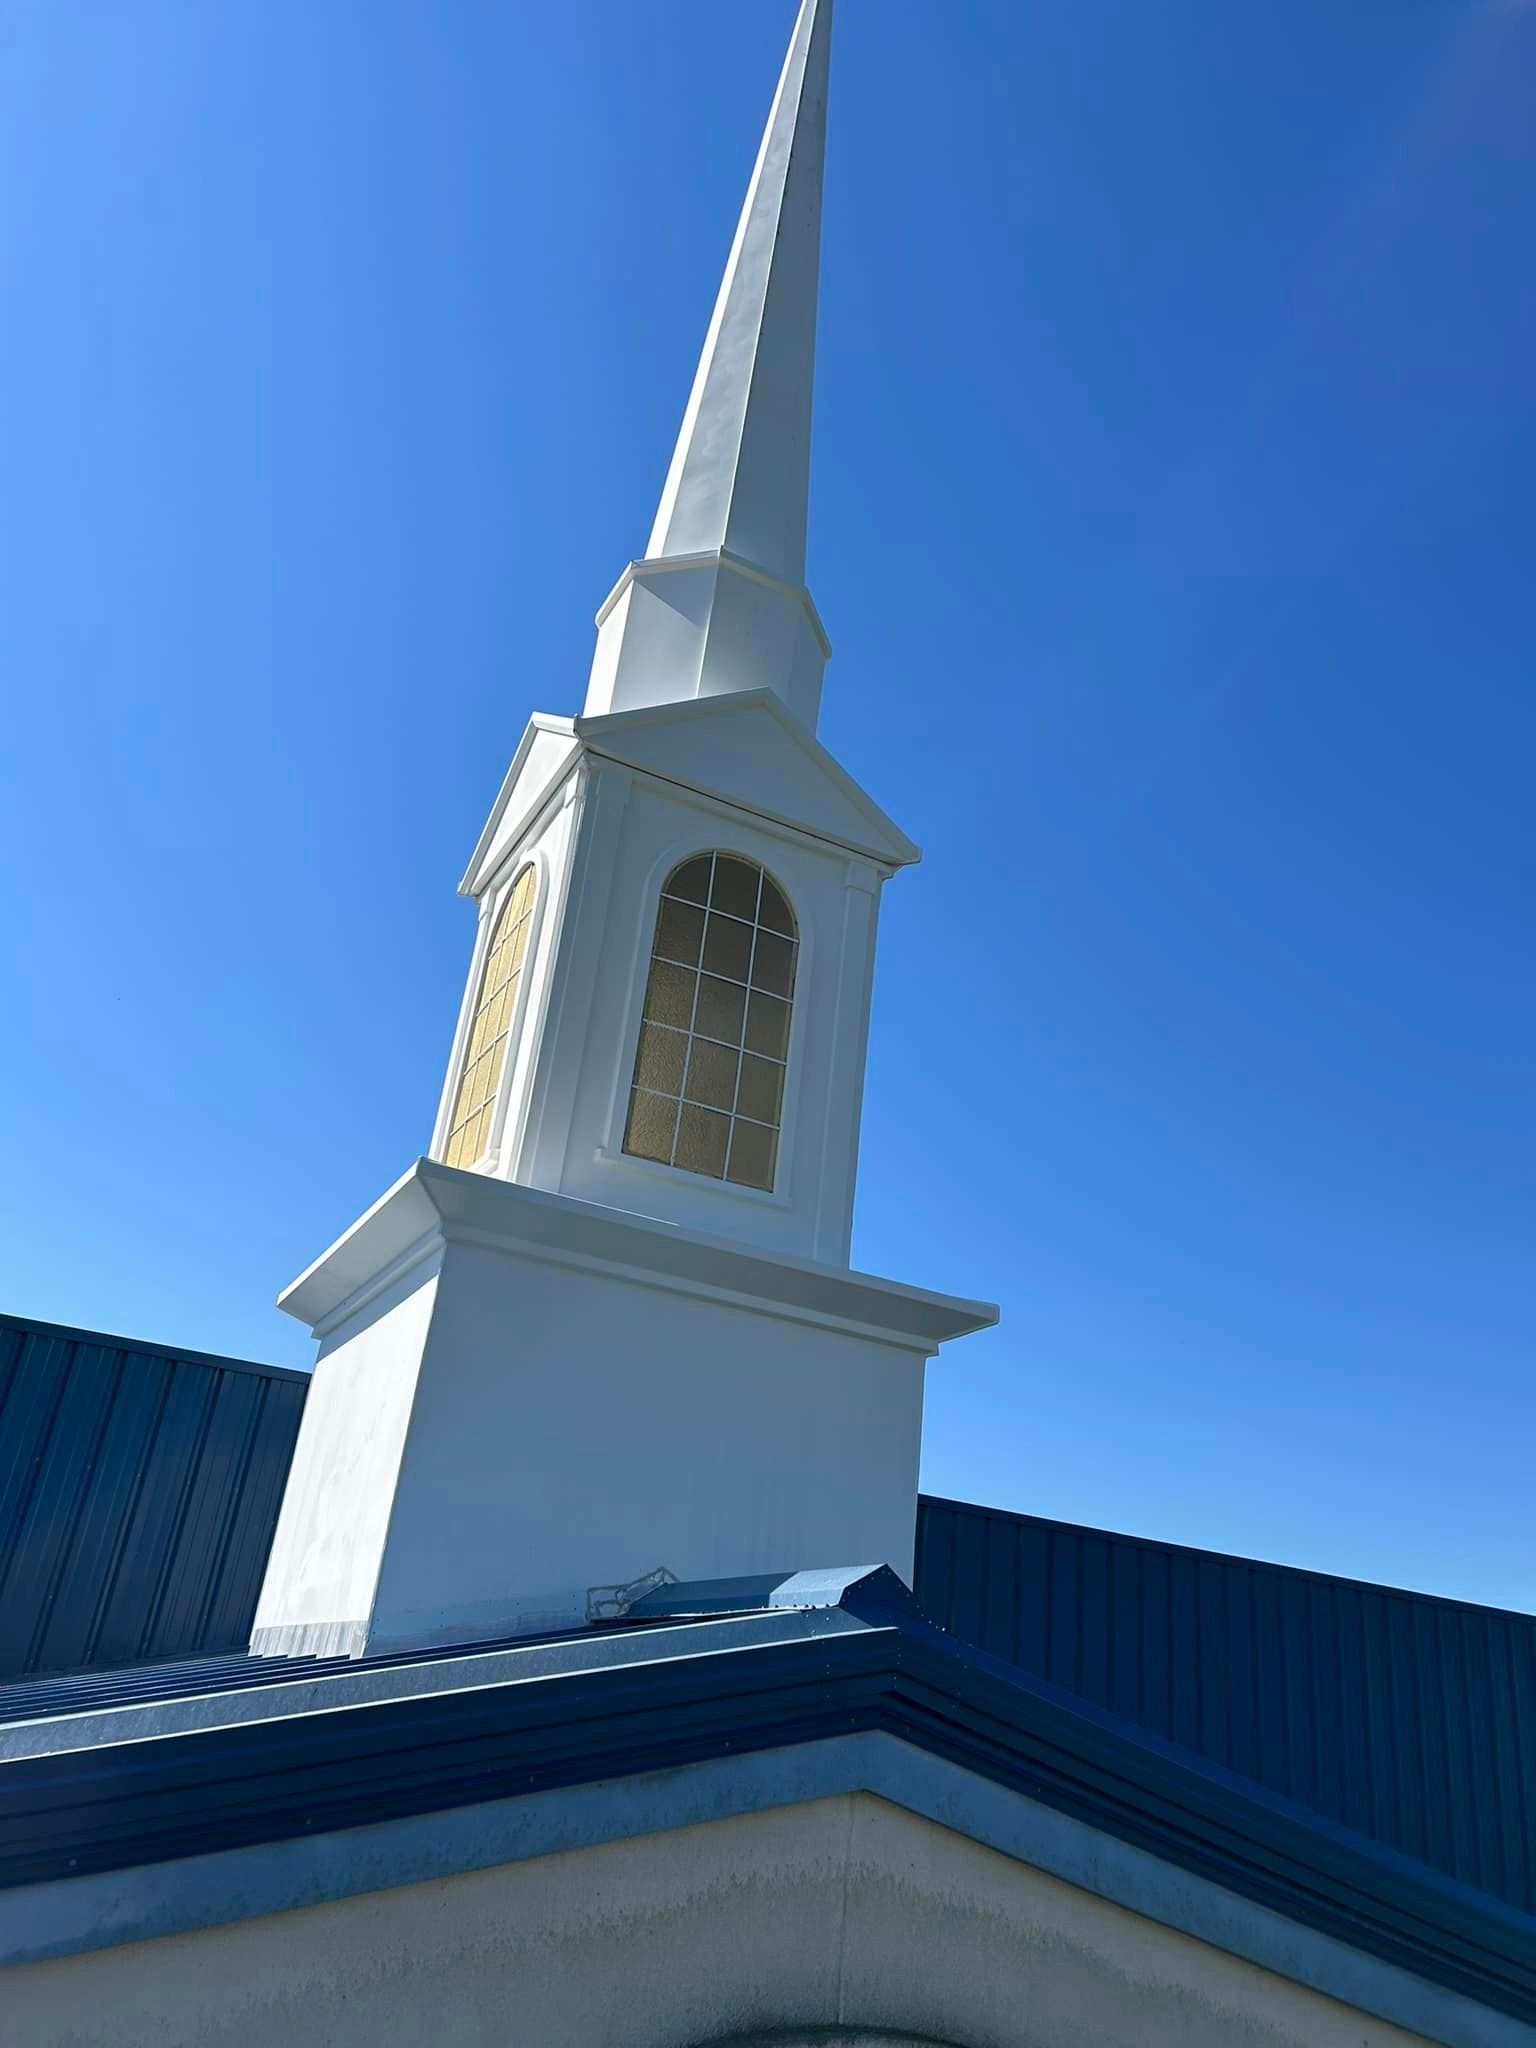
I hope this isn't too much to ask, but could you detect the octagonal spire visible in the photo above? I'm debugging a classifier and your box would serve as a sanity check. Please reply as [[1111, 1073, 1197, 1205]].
[[584, 0, 835, 731], [647, 0, 832, 584]]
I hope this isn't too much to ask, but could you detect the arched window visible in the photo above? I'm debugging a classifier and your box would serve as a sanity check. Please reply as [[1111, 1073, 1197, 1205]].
[[624, 852, 797, 1191], [443, 864, 536, 1170]]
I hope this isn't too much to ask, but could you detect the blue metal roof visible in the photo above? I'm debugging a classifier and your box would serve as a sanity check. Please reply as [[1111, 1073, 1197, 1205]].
[[913, 1493, 1536, 1916], [0, 1577, 1530, 2029], [0, 1314, 307, 1682], [2, 1309, 1531, 1944]]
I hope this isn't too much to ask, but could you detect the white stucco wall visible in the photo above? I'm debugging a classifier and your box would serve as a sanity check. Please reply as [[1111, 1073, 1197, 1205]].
[[5, 1794, 1442, 2048]]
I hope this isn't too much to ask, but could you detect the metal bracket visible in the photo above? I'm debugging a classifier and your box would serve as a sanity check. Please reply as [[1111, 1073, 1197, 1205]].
[[585, 1565, 679, 1623]]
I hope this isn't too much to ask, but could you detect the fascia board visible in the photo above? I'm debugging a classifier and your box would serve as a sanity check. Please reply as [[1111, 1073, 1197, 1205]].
[[575, 690, 921, 869], [457, 715, 579, 898], [278, 1160, 997, 1352]]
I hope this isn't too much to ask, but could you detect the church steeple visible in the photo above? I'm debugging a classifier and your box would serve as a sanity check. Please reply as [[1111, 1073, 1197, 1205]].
[[583, 0, 834, 733], [250, 0, 994, 1667]]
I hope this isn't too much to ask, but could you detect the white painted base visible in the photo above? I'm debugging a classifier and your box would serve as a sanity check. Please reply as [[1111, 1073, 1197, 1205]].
[[251, 1163, 994, 1658]]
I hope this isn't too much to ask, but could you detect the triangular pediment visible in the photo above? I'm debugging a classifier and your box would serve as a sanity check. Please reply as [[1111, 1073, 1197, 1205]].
[[574, 690, 919, 868], [459, 714, 580, 897]]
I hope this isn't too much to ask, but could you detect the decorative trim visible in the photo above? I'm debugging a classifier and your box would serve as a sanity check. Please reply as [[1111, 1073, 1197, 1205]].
[[594, 549, 833, 660], [575, 687, 920, 869], [276, 1164, 997, 1353], [456, 713, 580, 900]]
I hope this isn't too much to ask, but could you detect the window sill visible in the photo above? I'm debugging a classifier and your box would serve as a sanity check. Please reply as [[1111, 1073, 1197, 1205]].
[[591, 1143, 793, 1211]]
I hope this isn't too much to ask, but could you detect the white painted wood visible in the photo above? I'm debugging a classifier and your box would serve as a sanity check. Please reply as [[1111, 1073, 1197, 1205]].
[[583, 0, 835, 728], [254, 1166, 992, 1657], [253, 0, 998, 1664]]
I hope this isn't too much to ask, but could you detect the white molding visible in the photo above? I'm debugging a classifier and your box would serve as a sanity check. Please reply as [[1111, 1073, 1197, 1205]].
[[278, 1161, 997, 1355], [593, 548, 833, 659], [589, 1144, 794, 1214], [456, 713, 579, 899], [576, 687, 920, 868]]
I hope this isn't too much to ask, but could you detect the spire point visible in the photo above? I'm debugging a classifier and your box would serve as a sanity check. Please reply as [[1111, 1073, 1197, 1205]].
[[584, 0, 835, 731]]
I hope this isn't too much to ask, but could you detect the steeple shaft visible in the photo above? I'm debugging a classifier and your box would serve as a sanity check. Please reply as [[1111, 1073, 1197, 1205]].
[[583, 0, 834, 733]]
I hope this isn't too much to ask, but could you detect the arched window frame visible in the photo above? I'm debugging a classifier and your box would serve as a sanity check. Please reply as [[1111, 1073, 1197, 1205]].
[[438, 860, 541, 1172], [618, 848, 800, 1195]]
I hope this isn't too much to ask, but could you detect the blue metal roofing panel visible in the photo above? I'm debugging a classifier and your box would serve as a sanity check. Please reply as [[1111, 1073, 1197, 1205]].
[[4, 1310, 1531, 1933], [1, 1598, 1531, 2027], [0, 1315, 308, 1683], [912, 1493, 1536, 1915]]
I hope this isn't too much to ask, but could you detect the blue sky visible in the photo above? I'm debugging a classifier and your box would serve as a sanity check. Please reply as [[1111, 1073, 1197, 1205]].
[[2, 2, 1532, 1608]]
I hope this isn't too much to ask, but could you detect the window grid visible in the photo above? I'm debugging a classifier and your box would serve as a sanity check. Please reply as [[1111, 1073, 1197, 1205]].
[[624, 852, 797, 1191], [443, 864, 536, 1170]]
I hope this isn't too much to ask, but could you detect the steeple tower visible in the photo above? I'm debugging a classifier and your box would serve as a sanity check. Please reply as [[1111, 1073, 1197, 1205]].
[[250, 0, 993, 1665], [584, 0, 834, 731]]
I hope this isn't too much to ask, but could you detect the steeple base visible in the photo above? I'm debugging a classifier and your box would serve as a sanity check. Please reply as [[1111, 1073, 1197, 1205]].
[[250, 1162, 993, 1659], [584, 549, 830, 732]]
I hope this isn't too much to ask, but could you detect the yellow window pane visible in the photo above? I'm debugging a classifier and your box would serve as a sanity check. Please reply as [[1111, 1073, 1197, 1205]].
[[443, 866, 535, 1173], [624, 854, 797, 1187], [644, 960, 697, 1031], [676, 1103, 730, 1178], [625, 1089, 679, 1165], [726, 1119, 776, 1190]]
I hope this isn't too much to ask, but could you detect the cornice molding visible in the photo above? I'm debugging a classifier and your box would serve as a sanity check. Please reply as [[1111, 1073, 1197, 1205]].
[[277, 1160, 996, 1352]]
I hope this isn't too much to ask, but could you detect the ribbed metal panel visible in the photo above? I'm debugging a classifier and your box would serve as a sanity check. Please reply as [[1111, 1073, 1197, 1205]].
[[914, 1493, 1536, 1914], [0, 1315, 308, 1682]]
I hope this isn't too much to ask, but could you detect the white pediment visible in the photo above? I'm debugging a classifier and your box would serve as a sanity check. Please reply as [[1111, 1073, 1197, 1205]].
[[574, 690, 919, 869], [459, 715, 580, 898]]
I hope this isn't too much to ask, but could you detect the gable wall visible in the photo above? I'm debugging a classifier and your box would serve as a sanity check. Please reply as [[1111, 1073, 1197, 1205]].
[[3, 1793, 1443, 2048]]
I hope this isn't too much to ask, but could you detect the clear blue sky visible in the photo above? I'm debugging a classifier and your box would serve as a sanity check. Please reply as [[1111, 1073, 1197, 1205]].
[[2, 2, 1532, 1608]]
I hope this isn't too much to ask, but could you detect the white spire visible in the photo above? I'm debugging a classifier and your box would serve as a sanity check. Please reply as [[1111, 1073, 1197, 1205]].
[[647, 0, 831, 583], [583, 0, 834, 732]]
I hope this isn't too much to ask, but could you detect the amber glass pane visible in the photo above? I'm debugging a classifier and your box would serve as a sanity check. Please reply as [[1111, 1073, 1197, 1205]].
[[736, 1052, 784, 1126], [710, 855, 761, 921], [749, 929, 796, 998], [726, 1119, 776, 1190], [625, 1089, 680, 1164], [643, 959, 697, 1031], [667, 855, 713, 906], [654, 897, 705, 967], [676, 1103, 730, 1177], [635, 1023, 688, 1097], [444, 865, 536, 1170], [744, 989, 791, 1061], [694, 974, 747, 1047], [757, 876, 795, 937], [684, 1038, 739, 1112], [702, 912, 753, 984], [623, 853, 797, 1189]]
